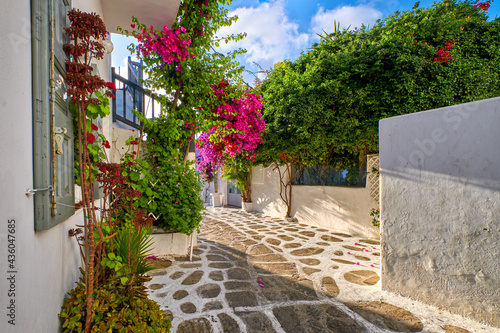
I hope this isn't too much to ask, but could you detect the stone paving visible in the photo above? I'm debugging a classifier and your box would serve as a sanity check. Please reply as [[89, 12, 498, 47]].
[[146, 208, 500, 333]]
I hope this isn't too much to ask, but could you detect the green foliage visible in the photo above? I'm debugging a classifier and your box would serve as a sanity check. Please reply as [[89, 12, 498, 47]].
[[222, 155, 253, 202], [260, 0, 500, 168], [121, 0, 248, 136], [113, 224, 154, 276], [70, 91, 111, 186], [370, 208, 380, 227], [60, 279, 171, 333], [138, 115, 205, 235]]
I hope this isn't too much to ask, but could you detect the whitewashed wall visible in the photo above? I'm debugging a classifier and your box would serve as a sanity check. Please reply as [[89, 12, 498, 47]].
[[0, 1, 109, 332], [251, 165, 379, 238], [379, 97, 500, 327]]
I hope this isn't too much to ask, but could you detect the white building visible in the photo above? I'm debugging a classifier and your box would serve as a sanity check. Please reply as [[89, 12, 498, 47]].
[[0, 0, 179, 331]]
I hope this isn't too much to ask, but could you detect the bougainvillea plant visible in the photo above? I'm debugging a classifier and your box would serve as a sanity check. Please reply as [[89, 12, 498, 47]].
[[113, 0, 250, 230], [195, 81, 265, 201]]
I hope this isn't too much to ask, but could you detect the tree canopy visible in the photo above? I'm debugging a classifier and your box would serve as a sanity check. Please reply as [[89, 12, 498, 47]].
[[259, 0, 500, 168]]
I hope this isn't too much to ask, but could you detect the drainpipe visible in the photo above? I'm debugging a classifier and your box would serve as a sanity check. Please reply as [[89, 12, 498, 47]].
[[49, 0, 57, 216]]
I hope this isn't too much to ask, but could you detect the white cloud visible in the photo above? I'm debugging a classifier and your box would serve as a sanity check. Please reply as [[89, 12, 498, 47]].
[[216, 0, 309, 75], [310, 5, 382, 38]]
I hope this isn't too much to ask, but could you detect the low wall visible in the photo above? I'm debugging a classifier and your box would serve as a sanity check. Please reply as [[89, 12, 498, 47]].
[[379, 97, 500, 326], [150, 229, 197, 256], [251, 165, 379, 238]]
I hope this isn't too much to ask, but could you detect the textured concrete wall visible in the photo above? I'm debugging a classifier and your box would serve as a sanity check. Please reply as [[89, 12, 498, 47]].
[[251, 165, 379, 238], [380, 98, 500, 327]]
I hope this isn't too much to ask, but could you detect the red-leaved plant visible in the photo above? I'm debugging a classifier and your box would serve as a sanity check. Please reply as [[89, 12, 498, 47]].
[[64, 9, 156, 332]]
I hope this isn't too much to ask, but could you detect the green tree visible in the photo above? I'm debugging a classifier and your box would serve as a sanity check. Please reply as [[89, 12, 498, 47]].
[[262, 0, 500, 163], [259, 0, 500, 215]]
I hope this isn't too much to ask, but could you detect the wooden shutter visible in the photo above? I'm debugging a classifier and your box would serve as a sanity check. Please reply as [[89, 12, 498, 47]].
[[32, 0, 74, 231]]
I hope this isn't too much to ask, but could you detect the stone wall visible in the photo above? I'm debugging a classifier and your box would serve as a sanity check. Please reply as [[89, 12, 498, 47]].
[[379, 97, 500, 327]]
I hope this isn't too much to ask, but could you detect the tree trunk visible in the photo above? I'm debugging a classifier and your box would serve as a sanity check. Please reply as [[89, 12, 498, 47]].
[[285, 163, 292, 217]]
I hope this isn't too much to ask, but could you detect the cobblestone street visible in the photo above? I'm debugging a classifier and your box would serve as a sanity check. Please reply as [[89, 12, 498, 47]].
[[146, 208, 499, 333]]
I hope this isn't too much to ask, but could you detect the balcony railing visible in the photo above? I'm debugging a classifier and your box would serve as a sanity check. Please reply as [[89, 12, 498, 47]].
[[111, 67, 160, 130]]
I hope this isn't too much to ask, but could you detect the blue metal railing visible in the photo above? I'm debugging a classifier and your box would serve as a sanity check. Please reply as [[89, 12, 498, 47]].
[[111, 67, 159, 129]]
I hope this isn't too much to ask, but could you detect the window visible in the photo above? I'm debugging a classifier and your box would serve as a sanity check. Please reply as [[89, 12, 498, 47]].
[[32, 0, 74, 231], [228, 181, 242, 195], [292, 164, 367, 187]]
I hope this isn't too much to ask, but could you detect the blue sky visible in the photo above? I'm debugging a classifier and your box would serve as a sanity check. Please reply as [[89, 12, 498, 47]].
[[111, 0, 499, 84]]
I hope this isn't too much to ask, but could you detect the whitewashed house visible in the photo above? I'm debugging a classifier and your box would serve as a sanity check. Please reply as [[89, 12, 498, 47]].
[[0, 0, 180, 331]]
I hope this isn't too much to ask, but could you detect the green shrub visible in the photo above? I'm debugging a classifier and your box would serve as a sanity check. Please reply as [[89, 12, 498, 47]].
[[60, 279, 171, 332]]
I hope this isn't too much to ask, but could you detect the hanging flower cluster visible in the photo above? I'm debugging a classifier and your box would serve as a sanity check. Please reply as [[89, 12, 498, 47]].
[[196, 81, 265, 181], [134, 25, 192, 67], [195, 132, 224, 182], [473, 2, 490, 10], [211, 93, 265, 156]]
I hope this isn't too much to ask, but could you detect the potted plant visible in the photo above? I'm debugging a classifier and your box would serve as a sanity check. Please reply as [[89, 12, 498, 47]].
[[222, 155, 253, 211]]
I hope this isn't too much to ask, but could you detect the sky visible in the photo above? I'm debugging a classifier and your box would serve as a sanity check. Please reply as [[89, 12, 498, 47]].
[[111, 0, 500, 85]]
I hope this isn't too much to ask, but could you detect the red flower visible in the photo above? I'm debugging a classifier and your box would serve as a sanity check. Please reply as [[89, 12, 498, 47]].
[[106, 82, 117, 91], [86, 133, 96, 143], [130, 140, 138, 145], [128, 161, 134, 167], [131, 23, 136, 28], [91, 123, 98, 131], [102, 140, 111, 149], [422, 41, 427, 45], [153, 140, 158, 143], [132, 151, 137, 155]]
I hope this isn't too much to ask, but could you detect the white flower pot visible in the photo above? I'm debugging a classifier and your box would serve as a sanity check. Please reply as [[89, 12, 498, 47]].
[[242, 201, 253, 212], [211, 192, 223, 207]]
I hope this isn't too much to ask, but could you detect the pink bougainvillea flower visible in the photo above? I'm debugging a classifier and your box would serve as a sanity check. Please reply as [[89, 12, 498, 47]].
[[145, 255, 156, 260], [354, 242, 358, 245], [259, 284, 265, 288], [347, 252, 351, 255], [370, 264, 375, 268], [356, 262, 360, 265], [257, 279, 262, 283]]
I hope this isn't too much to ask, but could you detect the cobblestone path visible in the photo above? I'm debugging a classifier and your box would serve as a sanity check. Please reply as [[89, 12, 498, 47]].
[[146, 208, 498, 333]]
